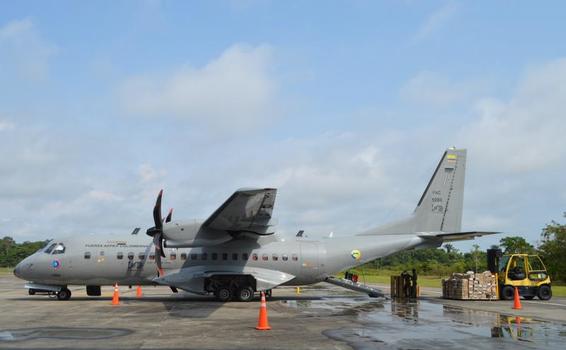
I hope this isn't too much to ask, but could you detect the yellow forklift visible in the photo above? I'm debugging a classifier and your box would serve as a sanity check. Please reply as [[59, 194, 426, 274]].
[[488, 249, 552, 300]]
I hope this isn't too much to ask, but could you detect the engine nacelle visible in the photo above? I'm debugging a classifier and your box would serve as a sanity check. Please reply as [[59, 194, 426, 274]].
[[162, 221, 233, 248]]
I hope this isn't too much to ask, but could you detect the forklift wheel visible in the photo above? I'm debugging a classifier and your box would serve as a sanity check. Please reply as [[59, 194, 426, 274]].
[[500, 285, 515, 300], [538, 285, 552, 300]]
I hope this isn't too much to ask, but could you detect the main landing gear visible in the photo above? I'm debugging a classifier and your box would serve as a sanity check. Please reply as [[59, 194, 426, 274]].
[[206, 275, 258, 302]]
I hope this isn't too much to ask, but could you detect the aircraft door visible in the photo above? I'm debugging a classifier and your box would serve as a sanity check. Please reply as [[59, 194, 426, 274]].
[[299, 241, 325, 281]]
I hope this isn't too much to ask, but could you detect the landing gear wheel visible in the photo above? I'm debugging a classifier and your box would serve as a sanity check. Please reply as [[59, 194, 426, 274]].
[[524, 296, 534, 300], [236, 286, 254, 302], [215, 287, 232, 302], [265, 289, 272, 298], [538, 285, 552, 300], [500, 285, 515, 300], [57, 288, 72, 301]]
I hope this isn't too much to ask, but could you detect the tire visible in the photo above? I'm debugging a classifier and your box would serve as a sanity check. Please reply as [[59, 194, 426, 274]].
[[236, 286, 254, 302], [216, 287, 232, 302], [524, 296, 535, 300], [28, 289, 36, 295], [57, 288, 72, 301], [538, 285, 552, 300], [500, 285, 515, 300]]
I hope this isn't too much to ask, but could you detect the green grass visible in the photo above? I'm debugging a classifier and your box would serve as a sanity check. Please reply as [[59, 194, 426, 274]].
[[0, 267, 14, 275], [552, 285, 566, 297]]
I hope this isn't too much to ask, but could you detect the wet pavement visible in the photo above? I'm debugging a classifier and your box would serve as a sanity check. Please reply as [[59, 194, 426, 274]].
[[282, 294, 566, 349], [0, 273, 565, 349]]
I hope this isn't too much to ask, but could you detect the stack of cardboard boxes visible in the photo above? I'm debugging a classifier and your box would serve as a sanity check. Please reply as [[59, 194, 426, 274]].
[[442, 271, 498, 300]]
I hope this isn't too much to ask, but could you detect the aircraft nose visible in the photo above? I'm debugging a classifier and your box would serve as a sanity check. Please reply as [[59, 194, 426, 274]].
[[13, 262, 22, 278], [13, 257, 34, 280]]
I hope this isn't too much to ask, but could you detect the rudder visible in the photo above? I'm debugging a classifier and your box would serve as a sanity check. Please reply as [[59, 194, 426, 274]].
[[413, 148, 466, 232]]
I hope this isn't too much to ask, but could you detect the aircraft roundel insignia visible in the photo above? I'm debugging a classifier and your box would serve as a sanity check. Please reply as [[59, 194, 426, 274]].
[[351, 249, 362, 261], [51, 259, 61, 269]]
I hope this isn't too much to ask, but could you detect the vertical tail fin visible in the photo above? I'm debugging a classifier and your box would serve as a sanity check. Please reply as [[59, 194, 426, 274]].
[[413, 148, 466, 232], [358, 148, 467, 236]]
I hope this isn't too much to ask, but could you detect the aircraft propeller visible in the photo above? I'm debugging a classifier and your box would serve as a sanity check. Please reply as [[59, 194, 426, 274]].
[[146, 189, 166, 275], [165, 208, 173, 223]]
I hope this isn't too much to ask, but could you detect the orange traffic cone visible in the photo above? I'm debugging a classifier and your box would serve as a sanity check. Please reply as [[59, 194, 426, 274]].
[[512, 287, 522, 310], [112, 283, 120, 305], [255, 292, 271, 330], [136, 285, 143, 298]]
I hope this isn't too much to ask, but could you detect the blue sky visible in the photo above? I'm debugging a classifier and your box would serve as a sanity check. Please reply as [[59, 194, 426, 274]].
[[1, 1, 565, 252]]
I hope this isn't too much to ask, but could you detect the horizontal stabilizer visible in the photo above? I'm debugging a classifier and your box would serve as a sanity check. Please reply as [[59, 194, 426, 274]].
[[418, 231, 499, 242]]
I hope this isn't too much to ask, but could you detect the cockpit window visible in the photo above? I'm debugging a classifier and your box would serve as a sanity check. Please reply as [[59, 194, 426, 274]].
[[44, 243, 57, 254], [36, 240, 52, 253], [52, 243, 66, 255]]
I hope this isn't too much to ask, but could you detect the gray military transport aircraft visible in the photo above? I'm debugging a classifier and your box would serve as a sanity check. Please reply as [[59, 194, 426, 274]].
[[14, 148, 495, 301]]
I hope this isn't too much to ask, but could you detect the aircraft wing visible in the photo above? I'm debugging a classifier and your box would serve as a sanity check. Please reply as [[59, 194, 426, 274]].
[[418, 231, 499, 242], [152, 265, 295, 293], [202, 188, 277, 235]]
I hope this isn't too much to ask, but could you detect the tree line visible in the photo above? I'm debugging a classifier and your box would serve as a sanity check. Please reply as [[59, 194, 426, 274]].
[[0, 237, 47, 268], [363, 213, 566, 283]]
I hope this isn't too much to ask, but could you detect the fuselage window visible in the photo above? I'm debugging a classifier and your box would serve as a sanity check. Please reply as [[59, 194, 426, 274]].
[[181, 253, 187, 260], [44, 243, 57, 254], [170, 253, 176, 260], [190, 253, 198, 260], [252, 253, 258, 261], [149, 253, 155, 260], [201, 253, 208, 260], [272, 254, 278, 261], [282, 254, 288, 261], [127, 252, 134, 260], [100, 251, 105, 256], [117, 252, 124, 260], [84, 252, 91, 259], [52, 243, 65, 255], [262, 254, 269, 261], [138, 253, 146, 260], [211, 253, 218, 260], [222, 253, 228, 261], [292, 254, 298, 261], [242, 253, 248, 260], [232, 253, 238, 261]]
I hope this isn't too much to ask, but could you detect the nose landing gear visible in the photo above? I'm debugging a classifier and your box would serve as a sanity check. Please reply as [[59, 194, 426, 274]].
[[56, 288, 72, 300]]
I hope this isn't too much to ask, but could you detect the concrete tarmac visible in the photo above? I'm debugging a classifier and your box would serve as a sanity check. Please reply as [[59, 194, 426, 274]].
[[1, 273, 565, 349]]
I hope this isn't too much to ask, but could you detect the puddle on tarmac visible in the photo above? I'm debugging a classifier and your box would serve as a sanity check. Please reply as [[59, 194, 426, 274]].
[[284, 296, 566, 349], [0, 327, 132, 342]]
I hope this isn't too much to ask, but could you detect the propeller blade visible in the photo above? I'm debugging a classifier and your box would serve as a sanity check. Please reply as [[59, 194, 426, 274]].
[[153, 234, 164, 276], [153, 189, 163, 229], [165, 208, 173, 223]]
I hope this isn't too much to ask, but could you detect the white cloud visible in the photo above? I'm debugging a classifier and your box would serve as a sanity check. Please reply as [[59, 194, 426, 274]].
[[0, 120, 15, 131], [0, 18, 57, 81], [400, 71, 489, 107], [88, 190, 123, 202], [118, 44, 277, 130], [139, 163, 166, 183], [461, 58, 566, 173], [415, 2, 458, 40]]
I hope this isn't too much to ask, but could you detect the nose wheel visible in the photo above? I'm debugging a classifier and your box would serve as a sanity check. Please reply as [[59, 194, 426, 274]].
[[57, 288, 72, 300]]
